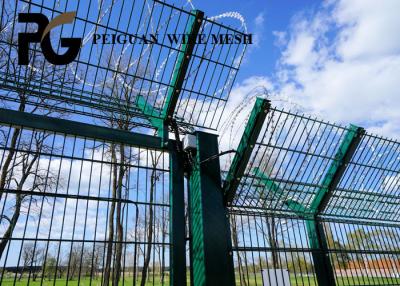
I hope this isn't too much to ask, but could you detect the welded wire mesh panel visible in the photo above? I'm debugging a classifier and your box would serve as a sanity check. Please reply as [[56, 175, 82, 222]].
[[0, 123, 170, 285], [230, 211, 319, 286], [0, 0, 246, 130], [227, 104, 400, 285], [322, 220, 400, 285], [323, 134, 400, 222], [174, 15, 246, 129], [231, 108, 351, 215]]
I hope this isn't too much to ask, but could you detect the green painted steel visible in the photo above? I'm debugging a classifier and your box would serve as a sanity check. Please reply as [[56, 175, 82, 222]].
[[224, 98, 270, 204], [0, 108, 163, 150], [305, 220, 336, 286], [252, 124, 364, 217], [310, 124, 365, 214], [135, 10, 204, 144], [162, 10, 204, 120], [252, 124, 365, 286], [7, 0, 399, 284], [136, 95, 164, 128], [189, 132, 235, 286], [189, 154, 206, 286], [136, 95, 165, 139], [252, 168, 310, 216], [253, 168, 336, 285], [169, 140, 187, 286]]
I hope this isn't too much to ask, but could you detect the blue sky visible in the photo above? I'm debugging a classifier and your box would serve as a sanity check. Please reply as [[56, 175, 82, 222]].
[[192, 0, 319, 79], [2, 0, 400, 268], [12, 0, 400, 139], [174, 0, 400, 142], [168, 0, 321, 79]]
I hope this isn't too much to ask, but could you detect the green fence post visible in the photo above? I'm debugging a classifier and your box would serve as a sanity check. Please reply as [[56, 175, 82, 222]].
[[305, 219, 336, 286], [169, 140, 187, 286], [135, 10, 204, 145], [189, 131, 235, 286], [310, 125, 365, 213], [308, 124, 365, 286], [223, 98, 270, 205], [252, 170, 335, 286]]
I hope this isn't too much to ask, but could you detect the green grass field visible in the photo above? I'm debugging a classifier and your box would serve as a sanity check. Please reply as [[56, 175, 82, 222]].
[[2, 275, 400, 286], [1, 277, 169, 286]]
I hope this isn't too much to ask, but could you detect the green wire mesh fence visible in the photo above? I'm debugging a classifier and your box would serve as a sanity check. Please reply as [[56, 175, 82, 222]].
[[0, 122, 171, 285], [227, 104, 400, 285], [324, 134, 400, 222], [324, 219, 400, 285], [230, 108, 353, 216], [1, 0, 400, 285], [0, 0, 247, 131]]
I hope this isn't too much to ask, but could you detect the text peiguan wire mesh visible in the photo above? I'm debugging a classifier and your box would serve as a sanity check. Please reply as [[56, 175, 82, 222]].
[[0, 0, 247, 132]]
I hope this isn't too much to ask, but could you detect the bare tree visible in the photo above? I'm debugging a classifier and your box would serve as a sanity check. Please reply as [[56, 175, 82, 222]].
[[140, 151, 162, 286], [155, 206, 168, 284], [102, 134, 129, 286], [54, 247, 67, 279], [66, 243, 82, 281], [265, 216, 280, 269], [0, 4, 73, 260], [19, 242, 35, 280], [90, 244, 104, 279], [0, 132, 59, 257], [251, 149, 282, 269], [43, 254, 57, 280], [231, 215, 248, 286], [101, 56, 147, 286], [20, 244, 45, 282]]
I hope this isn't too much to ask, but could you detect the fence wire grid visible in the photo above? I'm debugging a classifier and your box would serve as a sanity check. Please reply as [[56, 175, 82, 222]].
[[0, 123, 171, 285], [1, 0, 400, 286], [228, 106, 400, 285], [0, 0, 247, 131]]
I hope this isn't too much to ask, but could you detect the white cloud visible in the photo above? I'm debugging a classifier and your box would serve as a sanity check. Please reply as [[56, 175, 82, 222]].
[[272, 31, 287, 47], [253, 13, 265, 48], [334, 0, 400, 60], [270, 0, 400, 138], [255, 12, 265, 27], [218, 0, 400, 174]]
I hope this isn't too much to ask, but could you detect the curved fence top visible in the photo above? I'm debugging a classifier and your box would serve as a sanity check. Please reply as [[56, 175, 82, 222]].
[[0, 0, 248, 131], [231, 106, 400, 223]]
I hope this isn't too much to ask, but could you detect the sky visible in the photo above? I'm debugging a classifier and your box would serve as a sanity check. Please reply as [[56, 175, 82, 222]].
[[7, 0, 400, 140], [182, 0, 400, 141], [2, 0, 400, 268]]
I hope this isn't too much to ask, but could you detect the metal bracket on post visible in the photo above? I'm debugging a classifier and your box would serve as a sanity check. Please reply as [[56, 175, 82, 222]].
[[223, 98, 270, 205], [308, 124, 364, 286], [253, 124, 365, 286], [252, 169, 308, 215], [189, 131, 235, 286], [310, 124, 365, 214], [162, 10, 204, 120], [135, 10, 204, 146], [253, 169, 336, 285], [136, 95, 164, 130]]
